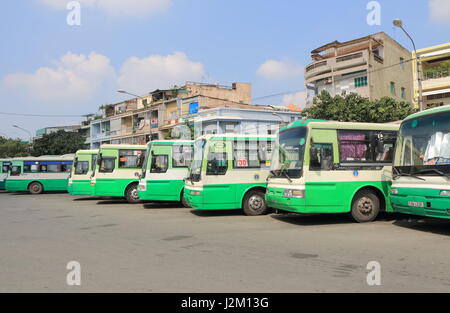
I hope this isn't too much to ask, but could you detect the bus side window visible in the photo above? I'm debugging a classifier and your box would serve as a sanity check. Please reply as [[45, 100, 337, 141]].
[[206, 152, 228, 176], [151, 155, 168, 173], [10, 166, 21, 176], [310, 144, 334, 171]]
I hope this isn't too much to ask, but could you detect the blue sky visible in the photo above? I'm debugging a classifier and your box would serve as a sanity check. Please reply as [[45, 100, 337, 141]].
[[0, 0, 449, 139]]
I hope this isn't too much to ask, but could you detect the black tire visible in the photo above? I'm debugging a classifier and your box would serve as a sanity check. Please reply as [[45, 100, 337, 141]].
[[125, 184, 140, 204], [28, 182, 43, 195], [180, 190, 190, 208], [351, 189, 381, 223], [243, 190, 269, 216]]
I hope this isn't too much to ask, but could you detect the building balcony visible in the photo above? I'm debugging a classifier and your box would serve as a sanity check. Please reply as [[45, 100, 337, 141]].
[[422, 69, 450, 90], [91, 131, 111, 141], [305, 51, 368, 81]]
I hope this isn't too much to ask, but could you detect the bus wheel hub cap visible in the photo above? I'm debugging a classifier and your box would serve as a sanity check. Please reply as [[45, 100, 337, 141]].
[[358, 197, 373, 214], [131, 189, 138, 200], [249, 196, 263, 211]]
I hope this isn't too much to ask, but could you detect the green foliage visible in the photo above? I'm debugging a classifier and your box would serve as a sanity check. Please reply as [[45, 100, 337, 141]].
[[31, 130, 86, 156], [302, 91, 417, 123], [0, 137, 30, 158]]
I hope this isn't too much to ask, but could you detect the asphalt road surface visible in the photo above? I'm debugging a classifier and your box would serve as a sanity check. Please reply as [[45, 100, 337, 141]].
[[1, 191, 450, 293]]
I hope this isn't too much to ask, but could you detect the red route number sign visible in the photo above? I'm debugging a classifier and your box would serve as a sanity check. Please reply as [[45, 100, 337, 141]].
[[237, 158, 247, 167]]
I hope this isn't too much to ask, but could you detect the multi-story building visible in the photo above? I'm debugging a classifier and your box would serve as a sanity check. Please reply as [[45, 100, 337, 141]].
[[89, 82, 297, 148], [34, 125, 81, 140], [415, 42, 450, 108], [305, 32, 413, 107], [188, 106, 298, 138]]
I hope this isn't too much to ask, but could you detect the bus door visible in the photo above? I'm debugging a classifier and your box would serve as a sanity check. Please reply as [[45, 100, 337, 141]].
[[202, 140, 234, 208], [306, 129, 344, 212]]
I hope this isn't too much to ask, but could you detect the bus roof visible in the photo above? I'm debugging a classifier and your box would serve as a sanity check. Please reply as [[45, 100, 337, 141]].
[[403, 104, 450, 122], [150, 140, 194, 146], [99, 144, 147, 150], [75, 149, 99, 155], [198, 134, 276, 141], [10, 155, 75, 161], [281, 119, 399, 132]]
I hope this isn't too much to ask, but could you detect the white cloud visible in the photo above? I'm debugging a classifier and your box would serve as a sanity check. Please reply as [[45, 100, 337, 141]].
[[117, 52, 205, 94], [282, 91, 307, 108], [257, 59, 304, 80], [429, 0, 450, 23], [3, 52, 114, 102], [39, 0, 172, 16]]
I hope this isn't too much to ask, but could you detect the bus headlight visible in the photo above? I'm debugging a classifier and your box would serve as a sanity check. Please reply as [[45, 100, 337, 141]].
[[283, 189, 305, 199], [390, 188, 399, 195], [190, 190, 201, 196], [138, 184, 146, 191], [440, 190, 450, 197]]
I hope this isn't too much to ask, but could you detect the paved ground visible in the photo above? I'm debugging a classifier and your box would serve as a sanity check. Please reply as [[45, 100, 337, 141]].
[[1, 191, 450, 293]]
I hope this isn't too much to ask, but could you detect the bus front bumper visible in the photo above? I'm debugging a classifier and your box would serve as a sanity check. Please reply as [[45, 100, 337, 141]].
[[390, 187, 450, 219], [184, 187, 204, 209], [266, 187, 307, 213]]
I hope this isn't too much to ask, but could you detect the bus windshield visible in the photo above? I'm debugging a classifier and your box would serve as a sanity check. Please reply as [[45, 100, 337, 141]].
[[394, 111, 450, 175], [141, 145, 151, 179], [271, 127, 307, 179], [189, 139, 205, 182]]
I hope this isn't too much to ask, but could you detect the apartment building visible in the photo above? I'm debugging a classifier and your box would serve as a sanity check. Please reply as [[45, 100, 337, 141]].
[[34, 125, 81, 140], [89, 82, 289, 148], [414, 42, 450, 108], [305, 32, 413, 107]]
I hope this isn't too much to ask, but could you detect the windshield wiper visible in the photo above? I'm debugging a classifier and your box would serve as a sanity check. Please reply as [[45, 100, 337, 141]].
[[393, 167, 425, 181], [280, 169, 292, 183], [412, 168, 450, 180]]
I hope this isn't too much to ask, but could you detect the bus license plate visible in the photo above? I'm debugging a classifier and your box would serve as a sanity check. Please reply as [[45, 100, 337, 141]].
[[408, 201, 424, 208]]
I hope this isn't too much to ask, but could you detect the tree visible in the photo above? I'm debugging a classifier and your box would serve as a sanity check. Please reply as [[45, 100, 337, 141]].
[[31, 131, 86, 156], [0, 137, 30, 158], [302, 91, 417, 123]]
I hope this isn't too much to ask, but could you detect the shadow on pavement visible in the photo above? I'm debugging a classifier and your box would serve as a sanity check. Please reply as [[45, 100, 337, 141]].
[[143, 202, 184, 210], [190, 209, 243, 217], [271, 213, 354, 226], [271, 211, 401, 226], [7, 191, 68, 196], [392, 215, 450, 236], [73, 197, 104, 201], [96, 199, 129, 205]]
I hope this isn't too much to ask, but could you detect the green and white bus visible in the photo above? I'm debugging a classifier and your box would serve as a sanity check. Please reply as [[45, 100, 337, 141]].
[[90, 144, 147, 203], [390, 105, 450, 219], [6, 155, 74, 194], [184, 134, 276, 215], [138, 140, 194, 205], [0, 159, 12, 190], [68, 149, 98, 196], [266, 120, 399, 223]]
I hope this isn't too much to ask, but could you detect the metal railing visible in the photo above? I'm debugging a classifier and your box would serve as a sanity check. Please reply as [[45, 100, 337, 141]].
[[306, 61, 327, 72], [423, 68, 450, 81]]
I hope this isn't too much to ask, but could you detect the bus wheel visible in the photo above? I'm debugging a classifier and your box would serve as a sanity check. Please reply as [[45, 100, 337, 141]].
[[180, 191, 190, 208], [243, 190, 269, 216], [125, 184, 140, 204], [29, 182, 43, 195], [351, 190, 380, 223]]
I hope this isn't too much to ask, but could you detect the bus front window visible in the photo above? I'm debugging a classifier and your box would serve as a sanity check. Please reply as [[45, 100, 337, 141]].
[[271, 127, 307, 179], [141, 148, 151, 179], [395, 111, 450, 175], [189, 139, 205, 182]]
